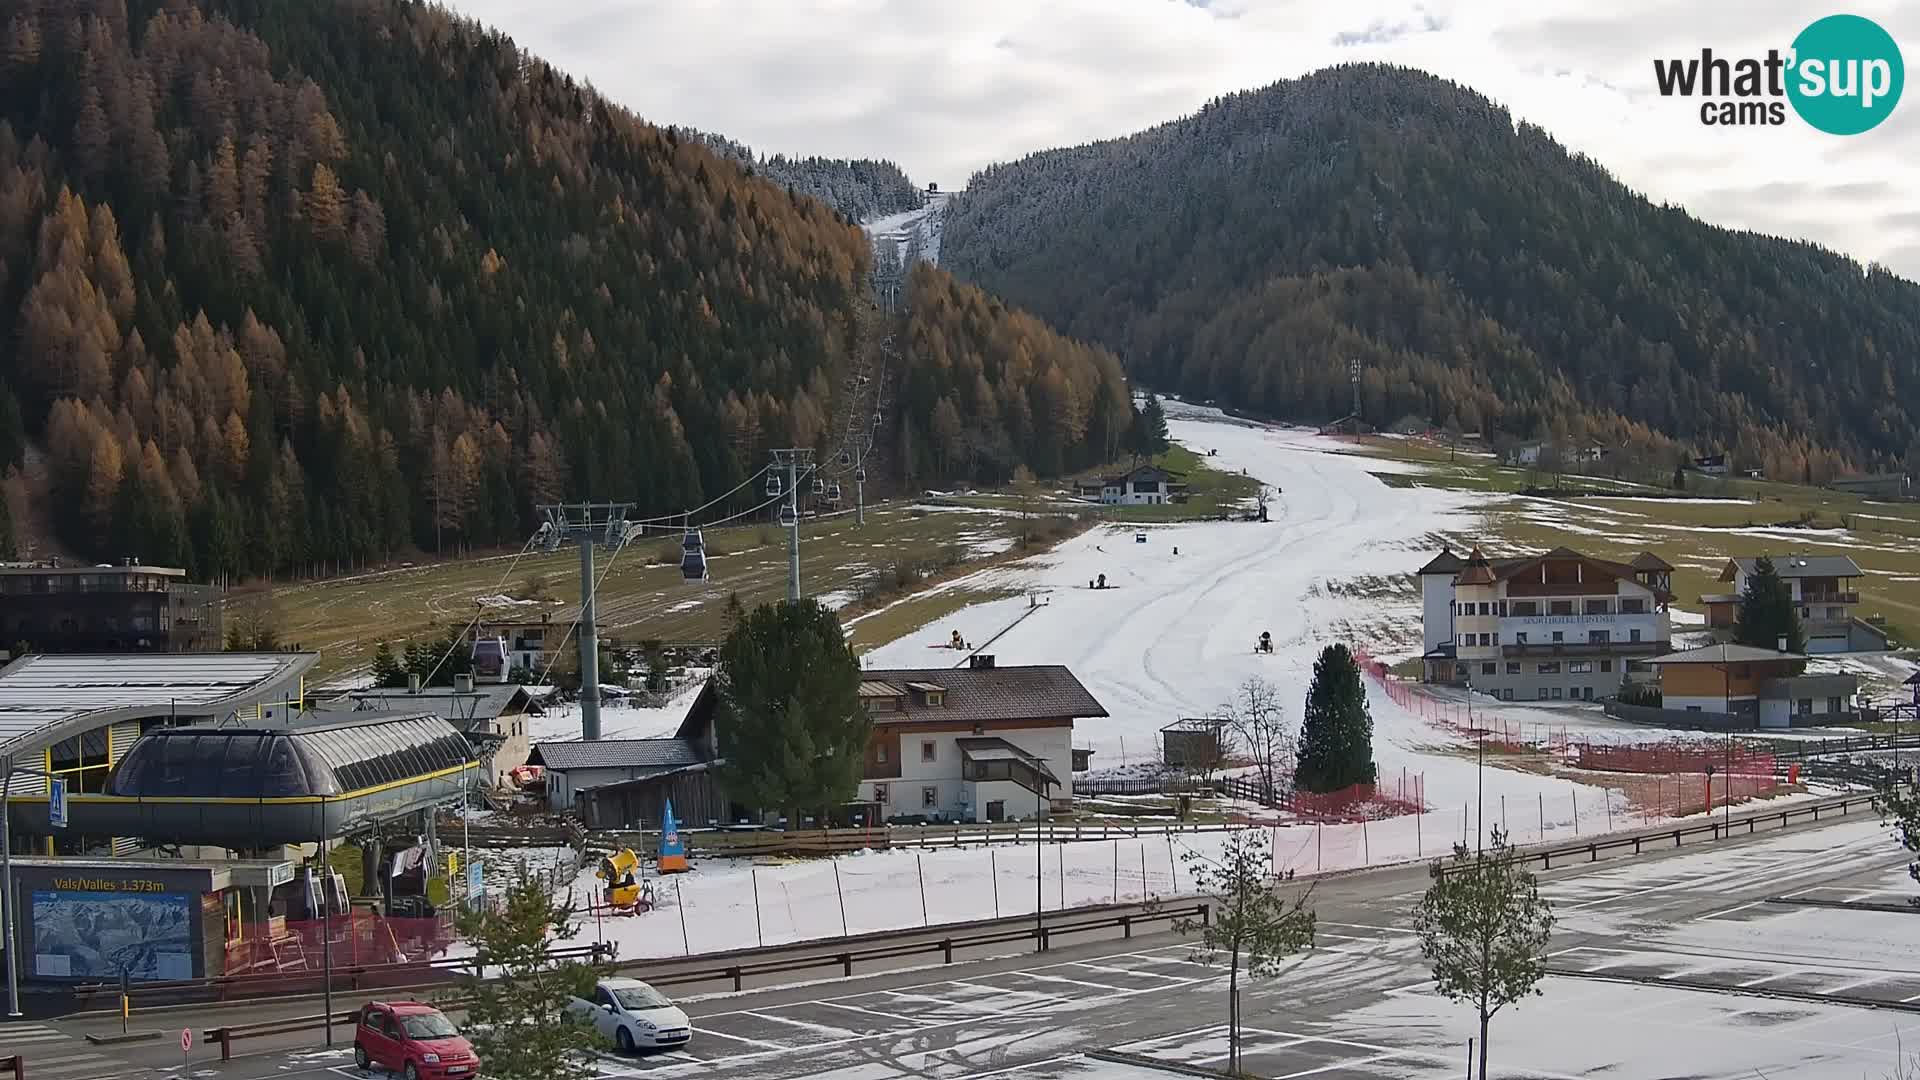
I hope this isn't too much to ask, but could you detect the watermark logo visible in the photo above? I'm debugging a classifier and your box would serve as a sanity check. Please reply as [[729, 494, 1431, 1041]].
[[1653, 14, 1903, 133]]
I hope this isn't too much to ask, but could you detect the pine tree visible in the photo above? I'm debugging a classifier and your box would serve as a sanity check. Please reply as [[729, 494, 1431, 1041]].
[[370, 641, 406, 688], [1734, 555, 1805, 655], [1295, 643, 1376, 793], [714, 599, 866, 825]]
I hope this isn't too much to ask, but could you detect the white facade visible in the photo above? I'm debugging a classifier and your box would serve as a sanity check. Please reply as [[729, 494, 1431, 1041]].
[[1420, 571, 1456, 654], [857, 726, 1072, 823]]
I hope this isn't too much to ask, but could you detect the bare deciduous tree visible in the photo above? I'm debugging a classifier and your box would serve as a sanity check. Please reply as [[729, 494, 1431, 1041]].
[[1224, 676, 1292, 803]]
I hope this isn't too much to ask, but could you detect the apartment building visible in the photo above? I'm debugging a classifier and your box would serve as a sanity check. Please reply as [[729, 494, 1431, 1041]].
[[1701, 555, 1889, 653], [1418, 546, 1673, 701]]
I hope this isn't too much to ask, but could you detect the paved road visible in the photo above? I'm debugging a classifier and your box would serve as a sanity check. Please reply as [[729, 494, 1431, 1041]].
[[15, 803, 1918, 1079]]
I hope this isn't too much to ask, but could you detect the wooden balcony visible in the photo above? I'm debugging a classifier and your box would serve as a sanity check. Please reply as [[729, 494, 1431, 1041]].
[[1501, 641, 1665, 658], [1800, 591, 1859, 605]]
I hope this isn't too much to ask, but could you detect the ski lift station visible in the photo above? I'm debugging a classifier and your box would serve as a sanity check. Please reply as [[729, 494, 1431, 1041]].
[[0, 652, 482, 991]]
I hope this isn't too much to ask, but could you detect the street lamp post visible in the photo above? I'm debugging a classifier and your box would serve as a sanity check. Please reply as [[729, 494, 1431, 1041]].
[[1035, 781, 1047, 952], [1468, 678, 1484, 851]]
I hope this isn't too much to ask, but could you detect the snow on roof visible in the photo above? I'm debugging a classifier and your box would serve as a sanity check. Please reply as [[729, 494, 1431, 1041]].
[[0, 652, 317, 758], [530, 737, 705, 773], [1726, 555, 1864, 579]]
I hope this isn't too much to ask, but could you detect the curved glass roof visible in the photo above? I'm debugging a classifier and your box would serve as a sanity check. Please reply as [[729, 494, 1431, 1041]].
[[108, 713, 474, 799]]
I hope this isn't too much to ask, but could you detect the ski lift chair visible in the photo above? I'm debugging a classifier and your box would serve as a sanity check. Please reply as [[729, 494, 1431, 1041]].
[[680, 527, 708, 581], [779, 504, 798, 528], [838, 449, 852, 467], [812, 477, 825, 495], [765, 474, 782, 497], [855, 467, 867, 484], [827, 482, 842, 501]]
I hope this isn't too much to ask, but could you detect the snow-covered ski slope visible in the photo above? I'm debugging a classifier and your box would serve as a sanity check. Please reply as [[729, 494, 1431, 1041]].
[[865, 190, 949, 266]]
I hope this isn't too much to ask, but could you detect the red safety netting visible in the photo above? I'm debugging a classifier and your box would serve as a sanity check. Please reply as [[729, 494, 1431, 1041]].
[[1349, 645, 1787, 821]]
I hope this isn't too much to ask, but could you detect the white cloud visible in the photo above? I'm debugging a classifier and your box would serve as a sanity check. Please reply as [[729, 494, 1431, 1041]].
[[444, 0, 1920, 279]]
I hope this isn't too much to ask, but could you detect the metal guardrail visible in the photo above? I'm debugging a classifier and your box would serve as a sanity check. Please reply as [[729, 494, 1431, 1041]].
[[1441, 794, 1875, 876], [615, 901, 1211, 993], [593, 820, 1240, 859], [1756, 732, 1920, 761], [192, 902, 1210, 1060], [71, 945, 608, 1008]]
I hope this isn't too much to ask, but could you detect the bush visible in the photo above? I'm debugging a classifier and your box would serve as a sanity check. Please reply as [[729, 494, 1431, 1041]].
[[1616, 682, 1663, 707]]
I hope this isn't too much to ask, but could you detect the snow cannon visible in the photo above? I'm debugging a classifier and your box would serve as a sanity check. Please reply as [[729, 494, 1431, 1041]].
[[597, 849, 649, 911]]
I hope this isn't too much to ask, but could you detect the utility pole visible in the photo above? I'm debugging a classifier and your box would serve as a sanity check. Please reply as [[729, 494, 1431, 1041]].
[[537, 502, 634, 741], [770, 450, 813, 603]]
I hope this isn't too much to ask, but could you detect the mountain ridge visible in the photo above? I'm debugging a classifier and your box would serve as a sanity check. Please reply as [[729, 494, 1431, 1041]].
[[941, 63, 1920, 480]]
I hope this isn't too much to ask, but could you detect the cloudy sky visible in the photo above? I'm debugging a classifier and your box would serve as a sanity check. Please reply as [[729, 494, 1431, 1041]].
[[447, 0, 1920, 279]]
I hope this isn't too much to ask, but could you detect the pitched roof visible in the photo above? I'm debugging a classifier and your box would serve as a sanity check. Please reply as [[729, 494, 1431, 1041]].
[[1417, 548, 1465, 575], [1630, 552, 1674, 572], [529, 737, 705, 772], [1726, 555, 1863, 580], [0, 652, 318, 760], [1647, 643, 1807, 665], [956, 736, 1060, 784], [1456, 547, 1495, 586], [859, 664, 1108, 725], [345, 684, 531, 725], [1479, 546, 1673, 602]]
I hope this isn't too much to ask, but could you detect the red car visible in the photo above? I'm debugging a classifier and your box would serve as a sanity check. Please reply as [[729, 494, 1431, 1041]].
[[353, 1001, 480, 1079]]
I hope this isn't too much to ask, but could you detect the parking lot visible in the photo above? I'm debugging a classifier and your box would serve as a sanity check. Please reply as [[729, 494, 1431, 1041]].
[[581, 942, 1226, 1076]]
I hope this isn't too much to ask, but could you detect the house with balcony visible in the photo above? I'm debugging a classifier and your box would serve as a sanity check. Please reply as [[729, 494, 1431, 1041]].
[[852, 656, 1106, 823], [1643, 643, 1859, 729], [1701, 555, 1888, 653], [1417, 545, 1674, 701]]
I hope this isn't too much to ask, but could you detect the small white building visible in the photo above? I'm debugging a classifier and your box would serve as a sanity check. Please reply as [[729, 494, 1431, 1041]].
[[855, 657, 1107, 823], [1093, 465, 1178, 506]]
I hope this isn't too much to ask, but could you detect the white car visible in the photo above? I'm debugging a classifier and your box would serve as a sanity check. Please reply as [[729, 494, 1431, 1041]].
[[568, 977, 693, 1054]]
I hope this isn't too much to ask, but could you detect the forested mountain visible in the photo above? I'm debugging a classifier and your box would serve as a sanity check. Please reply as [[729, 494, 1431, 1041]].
[[942, 64, 1920, 480], [0, 0, 1123, 579], [690, 130, 926, 223]]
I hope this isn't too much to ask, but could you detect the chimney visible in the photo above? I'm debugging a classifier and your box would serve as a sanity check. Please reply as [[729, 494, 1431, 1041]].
[[454, 673, 474, 694], [970, 654, 996, 670], [407, 673, 422, 694]]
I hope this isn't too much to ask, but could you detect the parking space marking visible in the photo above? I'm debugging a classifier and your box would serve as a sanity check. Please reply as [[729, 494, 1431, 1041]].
[[947, 977, 1070, 1005], [688, 1026, 790, 1051], [1272, 1050, 1402, 1077], [1818, 974, 1886, 995], [1013, 971, 1125, 992], [1191, 1035, 1314, 1064], [1738, 971, 1793, 988], [739, 1010, 862, 1039], [815, 1000, 926, 1025], [1068, 961, 1191, 983]]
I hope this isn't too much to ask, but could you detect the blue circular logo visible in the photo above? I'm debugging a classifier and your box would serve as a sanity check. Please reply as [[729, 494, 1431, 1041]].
[[1787, 14, 1904, 135]]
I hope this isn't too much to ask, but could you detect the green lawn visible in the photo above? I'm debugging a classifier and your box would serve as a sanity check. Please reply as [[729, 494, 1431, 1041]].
[[1350, 435, 1920, 650]]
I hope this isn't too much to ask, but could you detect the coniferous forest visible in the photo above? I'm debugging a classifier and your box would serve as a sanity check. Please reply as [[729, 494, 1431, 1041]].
[[942, 64, 1920, 481], [0, 0, 1126, 578]]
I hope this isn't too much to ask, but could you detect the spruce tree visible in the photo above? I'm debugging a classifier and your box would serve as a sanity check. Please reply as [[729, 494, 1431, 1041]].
[[1139, 392, 1171, 458], [370, 641, 406, 688], [1734, 555, 1805, 654], [1295, 643, 1377, 793], [714, 599, 866, 826]]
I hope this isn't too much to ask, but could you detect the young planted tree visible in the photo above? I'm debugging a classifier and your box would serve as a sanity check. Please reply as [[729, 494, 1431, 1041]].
[[1734, 554, 1806, 655], [451, 872, 607, 1080], [1224, 676, 1292, 802], [1413, 828, 1556, 1080], [715, 599, 867, 825], [370, 641, 406, 688], [1176, 829, 1316, 1075], [1295, 644, 1376, 793], [1873, 774, 1920, 899]]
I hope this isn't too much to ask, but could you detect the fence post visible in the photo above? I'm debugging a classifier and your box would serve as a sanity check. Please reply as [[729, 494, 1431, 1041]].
[[1122, 914, 1133, 939], [841, 953, 853, 978], [730, 967, 743, 992], [1200, 903, 1211, 927], [220, 1028, 233, 1061]]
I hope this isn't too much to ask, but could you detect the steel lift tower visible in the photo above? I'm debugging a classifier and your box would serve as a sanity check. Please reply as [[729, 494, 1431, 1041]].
[[537, 502, 634, 741]]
